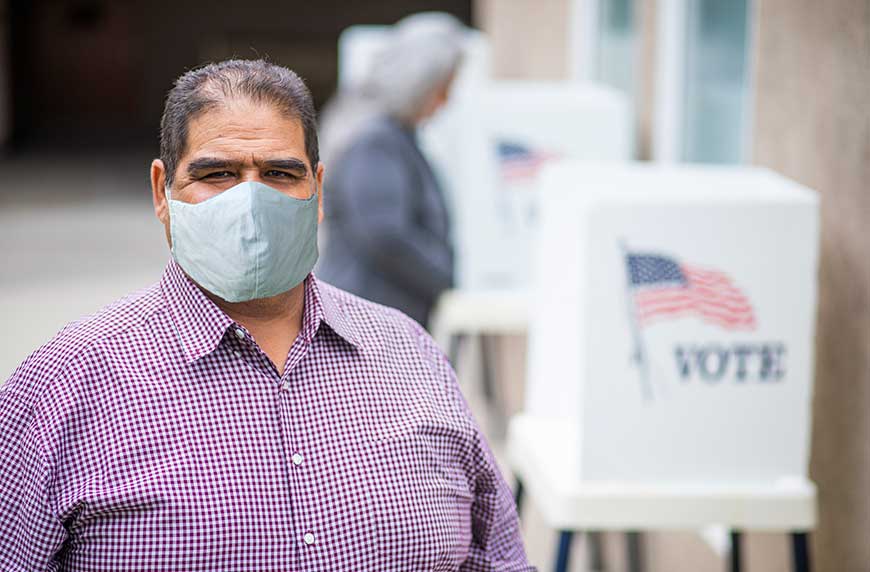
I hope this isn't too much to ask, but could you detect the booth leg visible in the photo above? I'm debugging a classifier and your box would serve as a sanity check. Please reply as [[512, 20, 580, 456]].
[[554, 530, 574, 572], [479, 334, 507, 438], [730, 531, 743, 572], [479, 334, 496, 403], [791, 532, 810, 572], [447, 334, 465, 369], [587, 531, 604, 571], [513, 477, 524, 515], [626, 531, 644, 572]]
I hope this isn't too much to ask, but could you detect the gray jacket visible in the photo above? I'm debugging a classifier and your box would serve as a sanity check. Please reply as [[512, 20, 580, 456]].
[[317, 116, 454, 327]]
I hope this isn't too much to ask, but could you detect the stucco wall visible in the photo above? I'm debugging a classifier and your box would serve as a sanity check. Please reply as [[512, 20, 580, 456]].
[[474, 0, 571, 79], [752, 0, 870, 569]]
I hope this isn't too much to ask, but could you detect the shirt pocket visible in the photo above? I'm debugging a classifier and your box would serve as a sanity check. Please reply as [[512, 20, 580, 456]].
[[368, 431, 474, 570]]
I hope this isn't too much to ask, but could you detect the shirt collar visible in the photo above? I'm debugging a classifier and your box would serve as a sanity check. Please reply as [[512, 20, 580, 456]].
[[305, 273, 364, 351], [161, 260, 362, 363]]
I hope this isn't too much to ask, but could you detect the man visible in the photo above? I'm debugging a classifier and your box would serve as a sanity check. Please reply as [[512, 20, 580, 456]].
[[0, 60, 532, 571]]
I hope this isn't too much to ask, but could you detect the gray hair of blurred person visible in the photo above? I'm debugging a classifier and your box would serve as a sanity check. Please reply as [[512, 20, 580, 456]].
[[160, 59, 320, 188], [362, 12, 465, 123], [318, 13, 466, 166]]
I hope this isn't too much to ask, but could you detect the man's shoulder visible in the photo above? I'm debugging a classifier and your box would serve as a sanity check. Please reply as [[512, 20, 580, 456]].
[[3, 282, 165, 397], [318, 279, 425, 338], [317, 281, 448, 370]]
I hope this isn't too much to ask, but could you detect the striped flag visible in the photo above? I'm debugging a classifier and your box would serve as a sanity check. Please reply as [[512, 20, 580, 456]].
[[626, 252, 756, 330], [497, 141, 559, 182]]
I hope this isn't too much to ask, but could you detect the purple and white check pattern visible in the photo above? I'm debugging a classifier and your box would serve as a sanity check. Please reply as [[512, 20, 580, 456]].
[[0, 260, 533, 571]]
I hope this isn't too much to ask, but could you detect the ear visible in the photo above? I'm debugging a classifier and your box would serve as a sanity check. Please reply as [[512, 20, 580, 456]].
[[315, 162, 325, 224], [151, 159, 169, 225]]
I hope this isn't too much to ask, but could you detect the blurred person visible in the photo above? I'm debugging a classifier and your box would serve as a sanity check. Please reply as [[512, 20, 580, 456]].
[[0, 59, 532, 571], [317, 12, 463, 328]]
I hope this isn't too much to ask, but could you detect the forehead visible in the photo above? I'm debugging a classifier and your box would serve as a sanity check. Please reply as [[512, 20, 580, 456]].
[[183, 99, 306, 163]]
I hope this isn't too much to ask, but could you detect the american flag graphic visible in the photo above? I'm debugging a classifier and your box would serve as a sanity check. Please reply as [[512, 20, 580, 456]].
[[497, 141, 558, 182], [626, 252, 756, 330]]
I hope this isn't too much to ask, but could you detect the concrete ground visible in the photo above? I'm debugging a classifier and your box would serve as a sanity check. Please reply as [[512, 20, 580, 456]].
[[0, 153, 792, 571]]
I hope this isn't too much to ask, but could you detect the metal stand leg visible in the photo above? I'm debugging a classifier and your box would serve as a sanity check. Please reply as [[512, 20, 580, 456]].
[[554, 531, 574, 572], [479, 334, 507, 438], [448, 334, 465, 368], [514, 477, 525, 515], [587, 531, 604, 571], [792, 532, 810, 572], [730, 530, 742, 572], [478, 334, 497, 403], [626, 531, 644, 572]]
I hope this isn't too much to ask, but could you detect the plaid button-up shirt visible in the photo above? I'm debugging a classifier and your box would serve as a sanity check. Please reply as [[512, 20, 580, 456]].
[[0, 260, 532, 571]]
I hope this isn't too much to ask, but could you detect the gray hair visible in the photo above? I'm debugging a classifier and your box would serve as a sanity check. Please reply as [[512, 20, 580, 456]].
[[361, 12, 466, 123], [160, 59, 319, 187]]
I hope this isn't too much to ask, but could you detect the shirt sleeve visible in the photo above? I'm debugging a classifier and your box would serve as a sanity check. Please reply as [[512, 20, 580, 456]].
[[455, 388, 536, 571], [0, 362, 67, 571], [410, 321, 536, 571], [335, 139, 454, 303]]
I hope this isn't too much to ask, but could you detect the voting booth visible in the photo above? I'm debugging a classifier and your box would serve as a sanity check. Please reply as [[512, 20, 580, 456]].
[[524, 163, 820, 485], [450, 82, 633, 290]]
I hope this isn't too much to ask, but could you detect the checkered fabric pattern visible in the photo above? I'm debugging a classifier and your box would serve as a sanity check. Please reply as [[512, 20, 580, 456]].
[[0, 260, 533, 571]]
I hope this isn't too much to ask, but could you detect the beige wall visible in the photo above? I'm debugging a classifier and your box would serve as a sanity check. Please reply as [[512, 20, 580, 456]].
[[475, 0, 659, 157], [636, 0, 657, 160], [474, 0, 572, 79], [752, 0, 870, 570]]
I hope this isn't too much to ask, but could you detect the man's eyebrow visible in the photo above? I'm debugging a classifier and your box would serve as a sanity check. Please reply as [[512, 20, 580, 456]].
[[186, 157, 236, 174], [259, 158, 309, 174]]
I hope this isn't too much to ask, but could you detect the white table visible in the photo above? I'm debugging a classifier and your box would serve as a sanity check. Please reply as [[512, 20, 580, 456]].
[[429, 289, 529, 432], [507, 414, 817, 572], [429, 288, 529, 353]]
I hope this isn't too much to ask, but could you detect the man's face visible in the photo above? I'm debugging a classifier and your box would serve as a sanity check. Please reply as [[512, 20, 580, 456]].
[[151, 98, 325, 244]]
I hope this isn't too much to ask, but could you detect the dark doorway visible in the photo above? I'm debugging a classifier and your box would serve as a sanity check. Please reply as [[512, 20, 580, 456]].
[[7, 0, 473, 153]]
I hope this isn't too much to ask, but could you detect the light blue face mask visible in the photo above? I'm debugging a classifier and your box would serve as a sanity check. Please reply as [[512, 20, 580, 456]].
[[167, 181, 319, 303]]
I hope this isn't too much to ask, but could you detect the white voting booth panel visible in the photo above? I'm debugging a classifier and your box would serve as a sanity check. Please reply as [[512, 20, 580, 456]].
[[525, 163, 819, 485], [482, 82, 632, 160], [463, 82, 633, 290]]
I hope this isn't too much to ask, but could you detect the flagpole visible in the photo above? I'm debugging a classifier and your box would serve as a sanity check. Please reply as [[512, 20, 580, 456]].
[[620, 241, 653, 401]]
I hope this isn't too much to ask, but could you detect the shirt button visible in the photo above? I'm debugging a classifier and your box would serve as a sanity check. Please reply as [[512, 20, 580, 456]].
[[291, 453, 303, 466], [234, 328, 245, 340], [233, 350, 241, 358], [303, 532, 315, 545]]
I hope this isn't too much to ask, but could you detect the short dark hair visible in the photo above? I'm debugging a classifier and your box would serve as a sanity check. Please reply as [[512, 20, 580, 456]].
[[159, 59, 319, 187]]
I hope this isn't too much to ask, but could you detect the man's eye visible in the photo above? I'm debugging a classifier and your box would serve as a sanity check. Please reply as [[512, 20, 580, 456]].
[[265, 170, 300, 179], [202, 171, 233, 179]]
